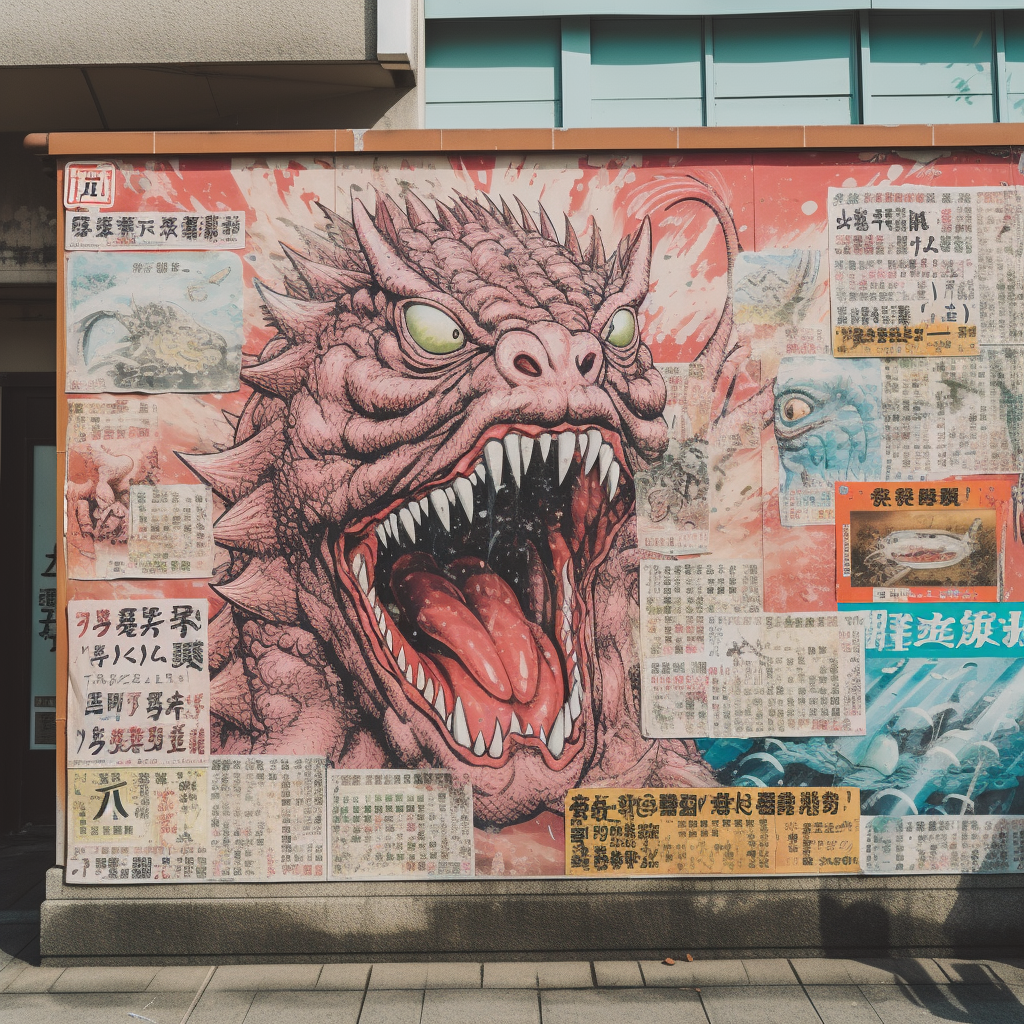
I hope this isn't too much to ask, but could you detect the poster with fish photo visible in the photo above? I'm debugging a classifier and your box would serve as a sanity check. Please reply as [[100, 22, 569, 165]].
[[836, 480, 1011, 604], [65, 252, 244, 393]]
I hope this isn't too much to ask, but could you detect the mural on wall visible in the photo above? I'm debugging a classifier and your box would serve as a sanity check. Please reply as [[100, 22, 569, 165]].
[[61, 149, 1024, 880]]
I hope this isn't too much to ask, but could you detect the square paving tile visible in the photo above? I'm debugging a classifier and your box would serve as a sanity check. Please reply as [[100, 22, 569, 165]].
[[641, 959, 747, 987], [804, 984, 889, 1024], [593, 961, 644, 988], [424, 962, 480, 988], [51, 965, 159, 992], [317, 964, 372, 990], [357, 988, 424, 1024], [244, 989, 364, 1024], [4, 966, 64, 993], [791, 958, 945, 987], [536, 961, 593, 989], [368, 963, 429, 990], [741, 959, 798, 985], [859, 983, 1024, 1024], [421, 988, 540, 1024], [190, 989, 257, 1024], [209, 964, 322, 991], [482, 962, 539, 989], [541, 987, 706, 1024], [0, 991, 193, 1024], [701, 983, 822, 1024], [147, 965, 214, 992]]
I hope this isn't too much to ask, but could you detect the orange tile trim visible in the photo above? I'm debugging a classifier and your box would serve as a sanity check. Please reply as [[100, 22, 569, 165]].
[[33, 124, 1024, 157]]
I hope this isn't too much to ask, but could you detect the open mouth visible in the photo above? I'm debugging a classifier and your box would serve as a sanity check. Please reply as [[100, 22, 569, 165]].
[[335, 427, 633, 768]]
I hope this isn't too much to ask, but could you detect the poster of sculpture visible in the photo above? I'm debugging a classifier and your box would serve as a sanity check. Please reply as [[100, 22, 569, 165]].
[[59, 149, 1024, 880]]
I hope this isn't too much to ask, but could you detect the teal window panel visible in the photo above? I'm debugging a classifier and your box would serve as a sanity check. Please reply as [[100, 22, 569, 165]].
[[591, 97, 703, 127], [1004, 11, 1024, 122], [866, 12, 993, 122], [714, 94, 853, 126], [426, 101, 562, 129], [712, 15, 855, 99], [589, 17, 702, 127], [425, 18, 561, 128]]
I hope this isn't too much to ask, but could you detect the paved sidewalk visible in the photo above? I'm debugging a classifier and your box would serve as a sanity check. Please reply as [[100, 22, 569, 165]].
[[3, 955, 1024, 1023]]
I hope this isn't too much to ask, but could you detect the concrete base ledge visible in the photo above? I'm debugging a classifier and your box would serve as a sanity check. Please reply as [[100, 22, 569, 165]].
[[40, 868, 1024, 965]]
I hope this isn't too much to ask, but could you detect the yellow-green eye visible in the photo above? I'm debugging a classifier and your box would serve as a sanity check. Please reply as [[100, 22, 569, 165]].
[[404, 303, 466, 355], [601, 308, 636, 348]]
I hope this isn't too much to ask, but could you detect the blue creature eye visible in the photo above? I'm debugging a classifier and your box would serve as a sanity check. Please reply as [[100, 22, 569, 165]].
[[781, 395, 813, 422]]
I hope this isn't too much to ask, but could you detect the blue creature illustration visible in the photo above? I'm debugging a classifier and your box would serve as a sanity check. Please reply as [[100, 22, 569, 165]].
[[773, 356, 882, 491]]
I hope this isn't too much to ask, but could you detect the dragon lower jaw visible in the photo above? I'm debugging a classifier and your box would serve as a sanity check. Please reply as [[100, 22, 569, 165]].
[[336, 425, 633, 769]]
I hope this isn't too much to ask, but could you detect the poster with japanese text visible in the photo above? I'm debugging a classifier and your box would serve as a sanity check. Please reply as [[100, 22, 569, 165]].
[[67, 598, 210, 767], [836, 479, 1011, 604], [565, 787, 859, 875], [59, 149, 1024, 881]]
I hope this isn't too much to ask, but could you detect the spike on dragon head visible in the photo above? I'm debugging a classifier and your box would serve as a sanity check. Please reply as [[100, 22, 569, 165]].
[[186, 187, 723, 828]]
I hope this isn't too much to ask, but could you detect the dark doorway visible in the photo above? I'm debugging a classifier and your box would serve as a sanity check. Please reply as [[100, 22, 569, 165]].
[[0, 376, 56, 834]]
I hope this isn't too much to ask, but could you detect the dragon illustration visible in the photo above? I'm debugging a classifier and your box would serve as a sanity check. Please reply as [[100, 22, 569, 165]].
[[182, 186, 745, 828]]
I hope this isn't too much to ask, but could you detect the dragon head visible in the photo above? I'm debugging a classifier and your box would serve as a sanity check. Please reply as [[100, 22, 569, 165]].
[[186, 190, 671, 826]]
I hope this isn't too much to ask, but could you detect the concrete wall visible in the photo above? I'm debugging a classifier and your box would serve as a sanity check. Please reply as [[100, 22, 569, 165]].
[[0, 0, 377, 66]]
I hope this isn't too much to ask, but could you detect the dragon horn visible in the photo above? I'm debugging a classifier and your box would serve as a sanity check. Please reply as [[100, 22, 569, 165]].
[[253, 279, 335, 346], [280, 244, 371, 299], [352, 198, 440, 298], [563, 214, 584, 261], [176, 424, 285, 503], [405, 191, 438, 228], [315, 201, 358, 248], [213, 556, 300, 625], [239, 344, 313, 400], [212, 481, 278, 554], [538, 203, 558, 242], [586, 217, 606, 268], [515, 197, 539, 234]]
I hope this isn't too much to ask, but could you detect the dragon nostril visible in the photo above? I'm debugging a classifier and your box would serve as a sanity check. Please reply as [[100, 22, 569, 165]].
[[513, 353, 543, 378], [577, 352, 596, 376]]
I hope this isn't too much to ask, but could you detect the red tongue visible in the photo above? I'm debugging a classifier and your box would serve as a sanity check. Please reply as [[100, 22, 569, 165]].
[[390, 555, 545, 703]]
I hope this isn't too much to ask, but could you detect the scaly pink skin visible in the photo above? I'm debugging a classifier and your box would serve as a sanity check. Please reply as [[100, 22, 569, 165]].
[[189, 190, 718, 828]]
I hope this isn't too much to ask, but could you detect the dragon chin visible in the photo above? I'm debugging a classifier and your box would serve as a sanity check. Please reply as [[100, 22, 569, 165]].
[[334, 422, 634, 770]]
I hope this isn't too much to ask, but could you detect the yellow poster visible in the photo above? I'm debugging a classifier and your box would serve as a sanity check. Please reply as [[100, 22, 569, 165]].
[[69, 768, 207, 848], [565, 787, 859, 876], [832, 323, 978, 357]]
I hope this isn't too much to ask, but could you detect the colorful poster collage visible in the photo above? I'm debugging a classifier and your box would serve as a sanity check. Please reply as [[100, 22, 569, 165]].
[[60, 150, 1024, 882]]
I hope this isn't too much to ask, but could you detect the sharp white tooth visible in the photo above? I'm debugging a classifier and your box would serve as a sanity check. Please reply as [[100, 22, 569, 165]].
[[452, 697, 472, 748], [385, 629, 394, 652], [509, 712, 522, 735], [569, 683, 582, 720], [571, 650, 578, 665], [504, 433, 522, 487], [430, 489, 451, 532], [557, 432, 575, 484], [584, 429, 602, 474], [352, 553, 364, 575], [446, 713, 453, 731], [546, 713, 565, 758], [573, 666, 582, 686], [520, 435, 535, 474], [525, 723, 534, 736], [368, 587, 376, 606], [577, 433, 589, 459], [484, 439, 504, 490], [376, 611, 385, 635], [405, 665, 414, 684], [539, 726, 547, 744], [474, 461, 486, 483], [489, 720, 504, 758], [419, 496, 430, 518], [598, 443, 614, 483], [388, 513, 401, 542], [606, 461, 620, 502], [416, 664, 426, 691], [434, 685, 446, 718], [424, 678, 434, 703], [563, 703, 573, 735], [397, 647, 407, 671], [357, 562, 369, 594], [473, 732, 486, 756], [409, 501, 422, 526], [453, 476, 474, 521], [399, 507, 416, 543], [538, 433, 552, 462], [444, 485, 456, 505], [376, 524, 389, 548]]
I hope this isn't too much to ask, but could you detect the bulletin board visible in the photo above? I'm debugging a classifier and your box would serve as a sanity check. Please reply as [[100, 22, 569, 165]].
[[55, 142, 1024, 883]]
